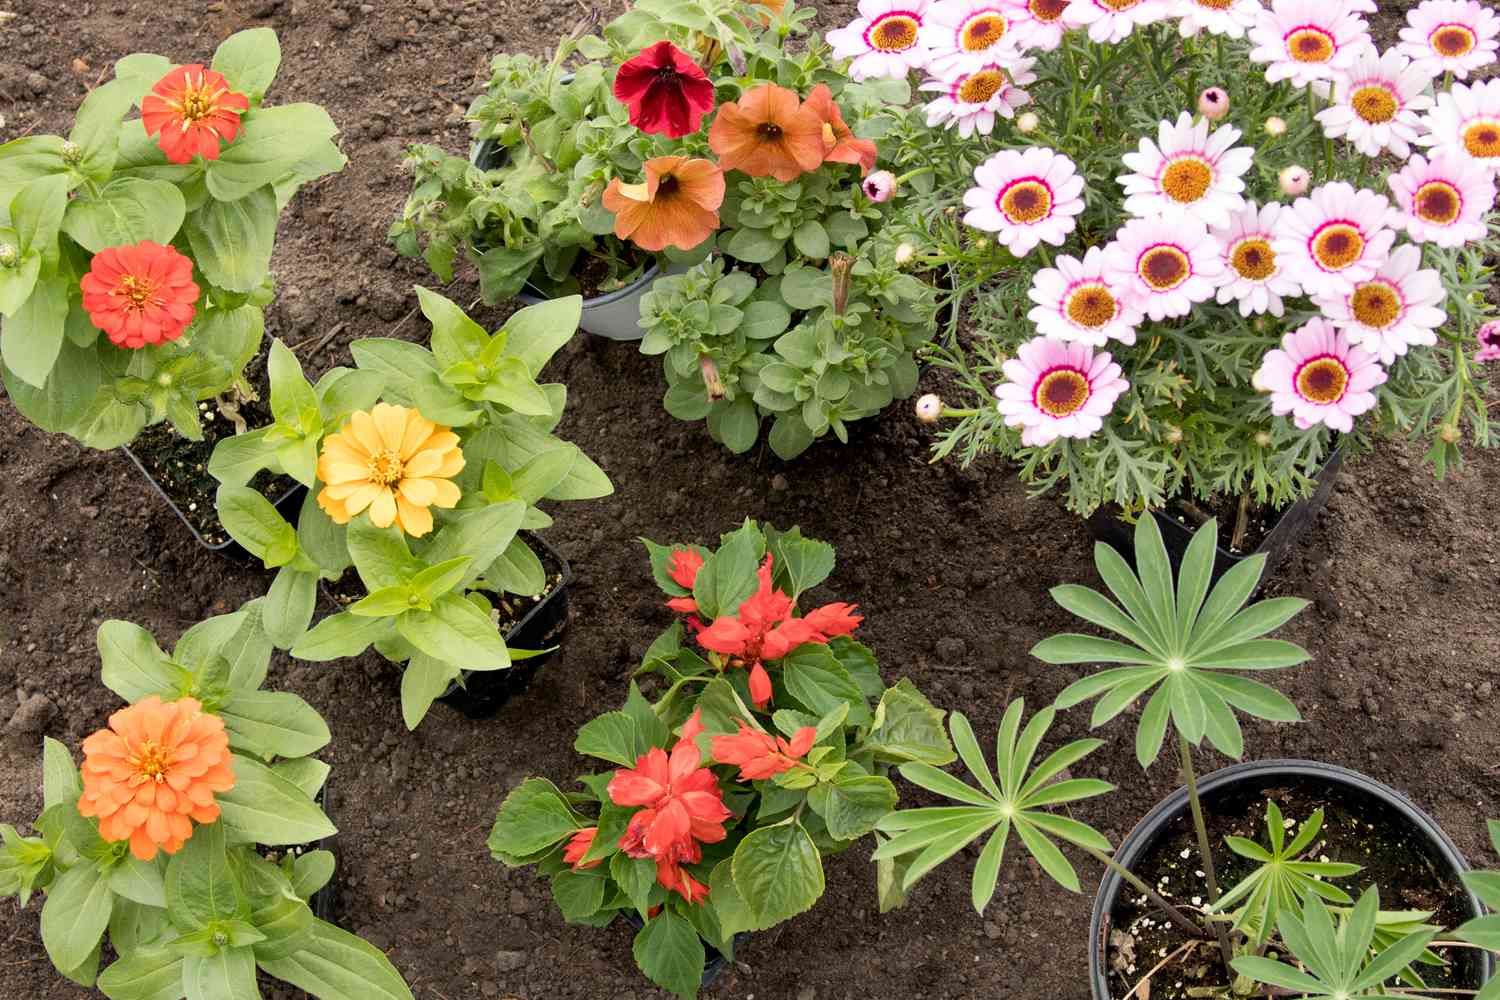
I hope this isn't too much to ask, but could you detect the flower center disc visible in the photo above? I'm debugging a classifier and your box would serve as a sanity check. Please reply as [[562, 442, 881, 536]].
[[116, 273, 160, 310], [1231, 238, 1277, 281], [1065, 284, 1119, 328], [1029, 0, 1069, 22], [1431, 24, 1477, 57], [1035, 368, 1091, 417], [176, 73, 221, 123], [757, 122, 784, 140], [869, 13, 921, 51], [958, 69, 1006, 103], [1462, 120, 1500, 160], [368, 450, 405, 486], [1350, 282, 1402, 329], [1139, 246, 1191, 291], [960, 12, 1008, 51], [1191, 0, 1236, 9], [1351, 85, 1398, 124], [998, 179, 1053, 223], [1415, 180, 1463, 225], [1286, 26, 1335, 63], [1296, 356, 1350, 404], [128, 739, 174, 783], [1310, 222, 1365, 271], [1100, 0, 1142, 10], [1160, 157, 1214, 204]]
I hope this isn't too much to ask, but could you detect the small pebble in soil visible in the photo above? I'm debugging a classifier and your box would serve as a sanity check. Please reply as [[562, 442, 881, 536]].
[[494, 950, 527, 972]]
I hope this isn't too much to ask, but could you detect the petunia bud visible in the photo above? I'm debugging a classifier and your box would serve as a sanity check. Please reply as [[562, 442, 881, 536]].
[[1197, 88, 1229, 121], [862, 170, 896, 204], [915, 393, 943, 424], [894, 242, 915, 265], [60, 140, 82, 164], [1438, 424, 1462, 444], [1016, 111, 1040, 134], [725, 43, 747, 77], [1279, 166, 1311, 196], [830, 252, 854, 316], [1264, 116, 1287, 137], [1254, 430, 1273, 447], [699, 355, 725, 401], [1164, 424, 1183, 444], [0, 244, 17, 268]]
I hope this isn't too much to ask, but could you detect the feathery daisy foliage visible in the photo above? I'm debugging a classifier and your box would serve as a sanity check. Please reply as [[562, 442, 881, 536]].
[[871, 701, 1114, 915], [1032, 515, 1309, 769]]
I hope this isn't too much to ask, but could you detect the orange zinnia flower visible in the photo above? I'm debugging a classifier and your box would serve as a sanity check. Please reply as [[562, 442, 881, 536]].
[[79, 241, 200, 349], [140, 64, 250, 165], [603, 157, 725, 253], [316, 403, 464, 538], [708, 84, 826, 183], [78, 696, 235, 861], [803, 85, 878, 176]]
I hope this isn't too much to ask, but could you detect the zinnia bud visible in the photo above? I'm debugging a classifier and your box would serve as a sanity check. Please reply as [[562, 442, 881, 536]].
[[0, 244, 17, 268], [830, 252, 854, 316], [1264, 116, 1287, 137], [862, 170, 896, 203], [1254, 430, 1273, 447], [60, 140, 82, 164], [915, 393, 943, 424], [1016, 111, 1040, 134], [1279, 166, 1311, 196], [1197, 88, 1229, 121], [699, 355, 725, 401], [894, 242, 915, 265], [1438, 424, 1462, 444]]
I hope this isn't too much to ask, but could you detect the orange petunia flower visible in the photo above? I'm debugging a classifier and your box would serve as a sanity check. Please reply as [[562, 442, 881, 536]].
[[602, 156, 726, 253], [316, 403, 464, 538], [140, 64, 250, 165], [708, 84, 826, 183], [78, 696, 235, 861], [79, 241, 200, 349], [803, 84, 878, 175]]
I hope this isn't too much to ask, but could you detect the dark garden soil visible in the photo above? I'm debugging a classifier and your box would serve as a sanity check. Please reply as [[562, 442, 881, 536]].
[[1, 2, 1498, 1000]]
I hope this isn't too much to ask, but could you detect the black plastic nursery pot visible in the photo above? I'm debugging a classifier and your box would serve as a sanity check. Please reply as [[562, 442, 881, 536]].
[[1087, 758, 1492, 1000], [1086, 446, 1344, 587]]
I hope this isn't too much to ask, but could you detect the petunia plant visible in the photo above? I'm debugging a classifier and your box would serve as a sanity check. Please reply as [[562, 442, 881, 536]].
[[0, 601, 414, 1000], [487, 520, 958, 998], [392, 0, 945, 459], [207, 289, 613, 728], [0, 28, 345, 448]]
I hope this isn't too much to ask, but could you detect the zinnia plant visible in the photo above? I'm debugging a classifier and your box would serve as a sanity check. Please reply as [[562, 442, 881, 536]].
[[0, 602, 414, 999], [0, 28, 345, 448], [488, 520, 957, 998]]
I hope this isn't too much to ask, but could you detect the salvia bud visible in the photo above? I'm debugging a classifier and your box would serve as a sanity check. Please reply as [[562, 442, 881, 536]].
[[699, 355, 725, 402], [915, 393, 943, 424], [830, 252, 854, 316]]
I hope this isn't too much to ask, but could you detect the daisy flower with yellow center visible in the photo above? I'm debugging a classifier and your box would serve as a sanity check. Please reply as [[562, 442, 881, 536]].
[[828, 0, 935, 81], [1387, 150, 1497, 248], [1118, 111, 1254, 228], [1417, 78, 1500, 176], [1316, 47, 1434, 160], [1316, 245, 1447, 366], [1103, 216, 1224, 321], [1248, 0, 1372, 88], [962, 147, 1086, 257], [1398, 0, 1499, 80], [994, 335, 1130, 447], [1210, 202, 1304, 318], [1006, 0, 1073, 51], [1255, 318, 1387, 432], [1272, 181, 1396, 295], [1064, 0, 1167, 45], [920, 59, 1036, 138], [316, 402, 464, 538], [921, 0, 1024, 76], [1027, 246, 1143, 347], [1171, 0, 1261, 40]]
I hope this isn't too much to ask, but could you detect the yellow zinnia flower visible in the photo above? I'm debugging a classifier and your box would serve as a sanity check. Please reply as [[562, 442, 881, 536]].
[[316, 403, 464, 538]]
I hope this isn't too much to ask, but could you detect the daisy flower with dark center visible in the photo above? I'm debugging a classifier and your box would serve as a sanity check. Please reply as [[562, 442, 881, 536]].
[[1388, 150, 1497, 247], [1027, 246, 1142, 346], [1065, 0, 1168, 45], [1103, 216, 1224, 321], [1248, 0, 1372, 88], [1172, 0, 1261, 39], [1316, 244, 1446, 365], [922, 0, 1025, 77], [1316, 47, 1434, 160], [1418, 78, 1500, 175], [1398, 0, 1499, 80], [1007, 0, 1073, 50], [1210, 201, 1304, 318], [994, 336, 1130, 446], [962, 147, 1085, 257], [1256, 318, 1387, 432], [920, 59, 1036, 137], [828, 0, 934, 80], [1273, 181, 1396, 295], [1118, 111, 1254, 228]]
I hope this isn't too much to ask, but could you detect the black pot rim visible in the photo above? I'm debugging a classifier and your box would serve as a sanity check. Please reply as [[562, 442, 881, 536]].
[[120, 444, 303, 554], [1087, 757, 1491, 1000]]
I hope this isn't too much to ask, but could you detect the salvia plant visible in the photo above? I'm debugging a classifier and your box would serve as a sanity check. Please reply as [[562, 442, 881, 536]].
[[0, 28, 345, 447], [0, 602, 413, 999], [206, 289, 612, 727], [393, 0, 942, 458], [488, 520, 958, 998]]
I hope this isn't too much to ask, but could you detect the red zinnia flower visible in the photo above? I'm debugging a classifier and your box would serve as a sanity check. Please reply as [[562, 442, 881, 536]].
[[665, 548, 706, 613], [803, 84, 878, 176], [711, 721, 816, 781], [79, 242, 199, 349], [141, 65, 250, 165], [613, 41, 716, 139], [563, 826, 601, 870]]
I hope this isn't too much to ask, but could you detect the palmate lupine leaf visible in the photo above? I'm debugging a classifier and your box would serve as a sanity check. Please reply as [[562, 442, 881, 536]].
[[1456, 820, 1500, 1000], [872, 701, 1113, 915], [1231, 889, 1438, 999], [1032, 515, 1310, 768]]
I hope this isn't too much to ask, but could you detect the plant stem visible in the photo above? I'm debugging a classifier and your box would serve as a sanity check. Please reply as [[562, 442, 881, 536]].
[[1231, 489, 1251, 551], [1179, 734, 1235, 973], [1083, 846, 1206, 939]]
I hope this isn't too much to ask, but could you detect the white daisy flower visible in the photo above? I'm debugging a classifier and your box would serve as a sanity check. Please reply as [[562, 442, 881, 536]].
[[827, 0, 935, 81], [1397, 0, 1500, 81], [994, 336, 1131, 447], [962, 147, 1086, 257], [1027, 246, 1144, 347], [1003, 0, 1075, 51], [920, 60, 1037, 138], [1316, 47, 1435, 160], [1172, 0, 1262, 40], [1417, 78, 1500, 175], [1103, 216, 1225, 321], [1064, 0, 1168, 45], [1388, 151, 1498, 248], [1273, 182, 1397, 295], [1248, 0, 1374, 88], [1118, 111, 1255, 228], [922, 0, 1026, 78], [1316, 244, 1447, 365], [1210, 201, 1304, 318], [1256, 318, 1387, 432]]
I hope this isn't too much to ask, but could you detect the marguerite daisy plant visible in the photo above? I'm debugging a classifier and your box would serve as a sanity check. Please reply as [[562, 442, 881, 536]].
[[962, 146, 1086, 256], [1118, 111, 1254, 228]]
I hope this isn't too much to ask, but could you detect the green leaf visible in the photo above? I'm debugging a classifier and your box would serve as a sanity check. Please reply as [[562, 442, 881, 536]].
[[292, 851, 336, 902], [12, 172, 71, 260], [731, 821, 824, 927], [400, 653, 457, 729], [767, 527, 835, 598], [108, 854, 167, 908], [41, 862, 114, 974], [66, 79, 137, 180], [487, 778, 581, 862], [1, 269, 68, 387], [632, 911, 705, 1000], [417, 285, 488, 369], [345, 518, 419, 590], [165, 821, 246, 931], [61, 177, 185, 252], [551, 867, 608, 924], [865, 679, 954, 765], [691, 521, 763, 619], [501, 294, 582, 378], [205, 104, 339, 203], [97, 946, 185, 1000], [211, 27, 281, 99], [0, 246, 41, 317], [262, 566, 317, 649], [219, 689, 331, 759], [611, 853, 658, 917], [251, 894, 316, 960], [807, 774, 897, 840], [740, 299, 790, 340], [0, 136, 68, 208], [257, 919, 415, 1000], [290, 611, 389, 661], [574, 711, 644, 768], [781, 645, 870, 726], [216, 754, 337, 845], [272, 758, 331, 801], [397, 592, 510, 670], [791, 220, 830, 259], [725, 227, 782, 264], [185, 186, 276, 293], [43, 736, 83, 808], [97, 619, 184, 703], [419, 501, 524, 591], [348, 338, 438, 395]]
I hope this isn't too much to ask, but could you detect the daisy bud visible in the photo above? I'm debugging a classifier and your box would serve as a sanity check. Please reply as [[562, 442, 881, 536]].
[[1264, 116, 1288, 137], [894, 242, 915, 265], [1475, 320, 1500, 363], [699, 355, 725, 401], [1254, 430, 1273, 448], [60, 140, 82, 164], [915, 393, 944, 424], [0, 244, 17, 268], [1439, 424, 1462, 444], [830, 252, 854, 316], [1164, 424, 1183, 444], [862, 170, 896, 204], [1197, 88, 1229, 121], [1016, 111, 1040, 134], [1251, 368, 1271, 393], [973, 238, 989, 250], [1278, 166, 1311, 197]]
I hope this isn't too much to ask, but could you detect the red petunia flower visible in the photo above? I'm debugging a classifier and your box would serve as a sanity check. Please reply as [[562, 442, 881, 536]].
[[140, 65, 250, 165], [79, 241, 200, 349], [711, 721, 816, 781], [562, 826, 601, 870], [803, 84, 878, 175], [613, 41, 716, 139]]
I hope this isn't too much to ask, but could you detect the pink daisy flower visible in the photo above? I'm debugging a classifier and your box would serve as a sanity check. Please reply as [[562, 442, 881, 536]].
[[1418, 79, 1500, 176], [1103, 216, 1224, 321], [1272, 182, 1397, 295], [994, 336, 1130, 447], [1118, 111, 1255, 228], [1397, 0, 1500, 81], [921, 0, 1025, 78], [1388, 151, 1497, 248], [1172, 0, 1262, 39], [1027, 246, 1143, 347], [1316, 47, 1434, 160], [1256, 318, 1387, 432], [1005, 0, 1074, 51], [1316, 244, 1447, 365], [828, 0, 934, 81], [1248, 0, 1373, 89], [1475, 320, 1500, 362], [1064, 0, 1167, 45], [1211, 201, 1304, 318], [962, 147, 1086, 257], [920, 60, 1035, 137]]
